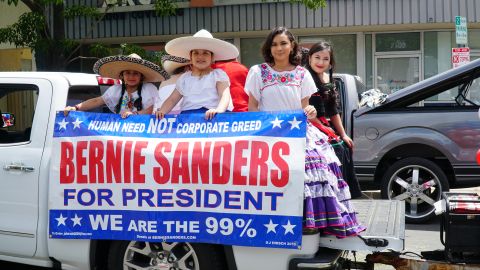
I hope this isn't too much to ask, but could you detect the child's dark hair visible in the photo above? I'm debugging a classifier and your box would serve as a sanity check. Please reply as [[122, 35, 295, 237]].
[[261, 26, 301, 66], [306, 41, 337, 101], [114, 71, 143, 113]]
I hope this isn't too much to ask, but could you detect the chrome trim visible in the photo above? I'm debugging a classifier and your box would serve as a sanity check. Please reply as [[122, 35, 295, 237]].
[[0, 230, 35, 238]]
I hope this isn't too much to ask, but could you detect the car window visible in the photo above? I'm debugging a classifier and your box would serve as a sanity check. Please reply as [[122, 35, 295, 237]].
[[410, 77, 480, 108], [67, 85, 110, 113], [0, 84, 38, 144]]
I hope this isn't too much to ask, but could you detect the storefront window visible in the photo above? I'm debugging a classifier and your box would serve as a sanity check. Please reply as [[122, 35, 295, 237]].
[[240, 38, 264, 68], [365, 34, 373, 90], [467, 30, 480, 49], [376, 57, 420, 94], [376, 32, 420, 52], [424, 31, 455, 102], [299, 35, 357, 75], [425, 31, 452, 79], [424, 32, 438, 79]]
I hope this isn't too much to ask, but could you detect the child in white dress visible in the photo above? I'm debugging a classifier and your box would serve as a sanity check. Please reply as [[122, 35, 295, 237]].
[[155, 29, 239, 120]]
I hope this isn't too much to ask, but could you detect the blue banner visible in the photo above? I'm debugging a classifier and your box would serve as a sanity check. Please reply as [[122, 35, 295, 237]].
[[54, 110, 306, 139], [49, 111, 306, 249], [49, 210, 302, 249]]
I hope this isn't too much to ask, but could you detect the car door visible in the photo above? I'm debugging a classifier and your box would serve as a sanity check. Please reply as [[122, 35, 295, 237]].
[[0, 78, 52, 257]]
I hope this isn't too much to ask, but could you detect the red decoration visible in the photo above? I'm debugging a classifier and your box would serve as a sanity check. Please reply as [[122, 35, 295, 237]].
[[476, 149, 480, 165]]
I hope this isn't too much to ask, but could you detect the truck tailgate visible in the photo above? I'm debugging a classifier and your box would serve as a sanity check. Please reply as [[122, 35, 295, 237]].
[[318, 200, 405, 252]]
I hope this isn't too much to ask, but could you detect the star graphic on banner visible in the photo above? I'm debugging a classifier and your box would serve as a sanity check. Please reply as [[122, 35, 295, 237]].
[[56, 214, 67, 226], [264, 219, 279, 234], [270, 117, 284, 129], [72, 118, 83, 129], [288, 117, 302, 130], [282, 220, 296, 235], [71, 214, 83, 227], [58, 118, 69, 130]]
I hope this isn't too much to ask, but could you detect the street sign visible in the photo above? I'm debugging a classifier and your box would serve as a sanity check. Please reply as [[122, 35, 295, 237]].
[[452, 47, 470, 68], [455, 16, 468, 45]]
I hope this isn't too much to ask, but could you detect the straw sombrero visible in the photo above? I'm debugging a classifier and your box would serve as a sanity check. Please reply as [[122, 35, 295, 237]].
[[161, 54, 190, 75], [165, 29, 239, 61], [93, 53, 169, 82]]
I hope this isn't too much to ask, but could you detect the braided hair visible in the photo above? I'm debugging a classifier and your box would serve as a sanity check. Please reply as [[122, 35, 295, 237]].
[[114, 71, 144, 114]]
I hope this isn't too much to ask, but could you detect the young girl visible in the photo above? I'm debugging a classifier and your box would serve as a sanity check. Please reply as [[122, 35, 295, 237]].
[[306, 41, 363, 199], [155, 29, 238, 120], [64, 53, 167, 118], [245, 26, 364, 238]]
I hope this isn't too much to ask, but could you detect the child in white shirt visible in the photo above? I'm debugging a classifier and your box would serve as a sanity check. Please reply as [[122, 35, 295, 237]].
[[155, 29, 239, 120]]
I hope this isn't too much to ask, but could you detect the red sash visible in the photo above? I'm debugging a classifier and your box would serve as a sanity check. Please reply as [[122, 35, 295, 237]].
[[310, 116, 340, 142]]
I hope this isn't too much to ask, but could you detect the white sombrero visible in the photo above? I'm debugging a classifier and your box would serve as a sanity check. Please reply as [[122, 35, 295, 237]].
[[165, 29, 239, 61], [161, 54, 190, 75], [93, 53, 169, 82]]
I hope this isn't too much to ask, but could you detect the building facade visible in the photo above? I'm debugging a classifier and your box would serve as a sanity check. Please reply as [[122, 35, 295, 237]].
[[67, 0, 480, 100], [0, 1, 34, 71]]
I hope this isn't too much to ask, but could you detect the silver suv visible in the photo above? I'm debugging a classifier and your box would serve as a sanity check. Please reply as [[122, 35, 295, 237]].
[[350, 59, 480, 223]]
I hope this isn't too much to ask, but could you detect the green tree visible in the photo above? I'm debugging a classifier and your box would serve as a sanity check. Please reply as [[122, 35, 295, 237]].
[[0, 0, 176, 70], [0, 0, 326, 71]]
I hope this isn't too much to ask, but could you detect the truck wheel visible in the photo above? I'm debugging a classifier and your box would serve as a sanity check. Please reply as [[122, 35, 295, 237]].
[[107, 241, 226, 270], [380, 157, 449, 224]]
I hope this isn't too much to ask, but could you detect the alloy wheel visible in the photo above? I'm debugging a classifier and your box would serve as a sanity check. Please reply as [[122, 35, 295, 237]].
[[123, 241, 199, 270]]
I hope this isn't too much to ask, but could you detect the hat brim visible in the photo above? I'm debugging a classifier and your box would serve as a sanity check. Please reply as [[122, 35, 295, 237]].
[[163, 61, 190, 75], [165, 36, 239, 61], [93, 55, 169, 82]]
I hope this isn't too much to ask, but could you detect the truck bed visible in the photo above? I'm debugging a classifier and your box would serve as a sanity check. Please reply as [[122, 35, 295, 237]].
[[318, 200, 405, 252]]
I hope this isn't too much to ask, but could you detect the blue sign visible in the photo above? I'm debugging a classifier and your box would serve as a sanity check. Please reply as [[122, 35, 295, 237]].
[[49, 111, 306, 249]]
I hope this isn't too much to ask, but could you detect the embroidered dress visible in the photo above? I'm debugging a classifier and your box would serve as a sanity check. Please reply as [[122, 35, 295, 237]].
[[245, 63, 365, 238]]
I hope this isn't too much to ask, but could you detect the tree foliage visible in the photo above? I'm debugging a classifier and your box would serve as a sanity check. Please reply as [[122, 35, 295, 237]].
[[268, 0, 327, 10], [0, 0, 327, 70], [0, 12, 44, 48]]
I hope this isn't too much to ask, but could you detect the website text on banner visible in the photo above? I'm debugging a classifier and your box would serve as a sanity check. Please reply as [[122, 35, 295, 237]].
[[48, 111, 306, 249]]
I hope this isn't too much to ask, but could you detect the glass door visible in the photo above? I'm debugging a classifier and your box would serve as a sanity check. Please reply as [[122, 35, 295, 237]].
[[374, 55, 421, 94]]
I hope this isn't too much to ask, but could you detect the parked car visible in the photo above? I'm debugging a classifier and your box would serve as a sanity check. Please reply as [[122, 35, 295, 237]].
[[350, 58, 480, 223]]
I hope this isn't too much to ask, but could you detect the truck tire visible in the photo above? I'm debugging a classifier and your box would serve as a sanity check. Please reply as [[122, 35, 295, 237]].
[[380, 157, 449, 224], [107, 240, 226, 270]]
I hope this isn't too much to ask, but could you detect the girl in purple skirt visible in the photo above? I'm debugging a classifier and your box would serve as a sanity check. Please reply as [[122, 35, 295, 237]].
[[245, 26, 365, 238]]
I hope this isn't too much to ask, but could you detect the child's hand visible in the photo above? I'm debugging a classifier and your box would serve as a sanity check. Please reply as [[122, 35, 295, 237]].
[[64, 106, 76, 116], [341, 134, 354, 149], [304, 105, 317, 119], [121, 111, 137, 119], [155, 109, 166, 119], [205, 109, 218, 120]]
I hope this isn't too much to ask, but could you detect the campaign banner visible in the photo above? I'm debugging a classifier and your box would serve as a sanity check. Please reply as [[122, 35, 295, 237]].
[[49, 111, 306, 249]]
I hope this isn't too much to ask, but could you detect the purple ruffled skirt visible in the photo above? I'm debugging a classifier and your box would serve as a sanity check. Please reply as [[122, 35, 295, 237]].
[[303, 123, 366, 238]]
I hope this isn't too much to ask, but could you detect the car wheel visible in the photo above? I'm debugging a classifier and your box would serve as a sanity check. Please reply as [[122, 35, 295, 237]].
[[381, 157, 449, 223], [107, 241, 226, 270]]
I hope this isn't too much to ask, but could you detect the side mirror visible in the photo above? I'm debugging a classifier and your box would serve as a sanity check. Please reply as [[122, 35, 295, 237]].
[[1, 112, 15, 127]]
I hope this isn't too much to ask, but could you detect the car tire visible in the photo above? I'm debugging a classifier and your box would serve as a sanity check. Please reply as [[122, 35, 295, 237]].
[[107, 240, 226, 270], [380, 157, 449, 224]]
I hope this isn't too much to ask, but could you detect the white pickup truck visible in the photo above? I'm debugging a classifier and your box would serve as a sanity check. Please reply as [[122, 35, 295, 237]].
[[0, 72, 404, 270]]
